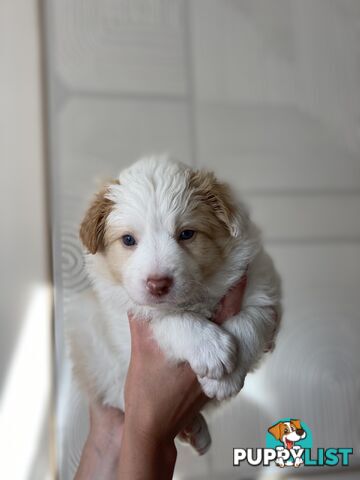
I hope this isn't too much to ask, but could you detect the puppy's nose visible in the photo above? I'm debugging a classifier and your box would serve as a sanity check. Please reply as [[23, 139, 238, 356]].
[[146, 276, 173, 296], [296, 428, 305, 436]]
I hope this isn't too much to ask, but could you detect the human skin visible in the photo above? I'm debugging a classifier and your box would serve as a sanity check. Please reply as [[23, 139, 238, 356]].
[[75, 276, 247, 480]]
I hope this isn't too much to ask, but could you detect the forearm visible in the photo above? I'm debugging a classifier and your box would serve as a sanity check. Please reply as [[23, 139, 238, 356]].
[[151, 313, 211, 360], [75, 430, 121, 480], [75, 404, 124, 480], [118, 423, 177, 480]]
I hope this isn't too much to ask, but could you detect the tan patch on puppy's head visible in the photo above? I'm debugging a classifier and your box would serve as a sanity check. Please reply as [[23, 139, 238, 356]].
[[177, 225, 225, 279], [103, 236, 137, 285], [79, 180, 119, 254], [186, 169, 243, 237], [178, 168, 247, 279]]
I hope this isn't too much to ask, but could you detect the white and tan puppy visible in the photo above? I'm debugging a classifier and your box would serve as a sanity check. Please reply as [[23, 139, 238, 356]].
[[68, 155, 281, 454]]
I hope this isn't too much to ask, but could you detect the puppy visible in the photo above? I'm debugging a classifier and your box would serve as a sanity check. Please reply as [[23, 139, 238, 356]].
[[68, 155, 281, 455]]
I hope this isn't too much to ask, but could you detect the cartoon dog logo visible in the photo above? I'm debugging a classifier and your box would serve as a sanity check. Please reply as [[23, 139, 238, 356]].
[[268, 419, 307, 467]]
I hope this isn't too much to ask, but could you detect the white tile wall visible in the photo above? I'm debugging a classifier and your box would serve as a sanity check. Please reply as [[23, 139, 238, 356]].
[[196, 104, 360, 192], [53, 0, 187, 95], [59, 98, 192, 194], [45, 1, 360, 478]]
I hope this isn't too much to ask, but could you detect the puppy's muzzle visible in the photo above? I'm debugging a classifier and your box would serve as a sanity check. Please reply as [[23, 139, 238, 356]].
[[146, 276, 173, 297]]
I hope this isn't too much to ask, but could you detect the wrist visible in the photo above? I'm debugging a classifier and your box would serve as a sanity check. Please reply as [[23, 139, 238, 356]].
[[120, 421, 177, 479], [125, 404, 174, 445], [123, 418, 173, 449], [89, 427, 123, 459], [90, 406, 124, 454]]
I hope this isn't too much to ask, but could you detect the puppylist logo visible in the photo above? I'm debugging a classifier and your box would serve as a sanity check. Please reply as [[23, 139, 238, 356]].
[[233, 418, 353, 469]]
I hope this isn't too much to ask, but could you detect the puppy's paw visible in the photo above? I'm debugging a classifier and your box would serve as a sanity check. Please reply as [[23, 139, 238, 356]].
[[199, 372, 245, 401], [189, 328, 237, 380]]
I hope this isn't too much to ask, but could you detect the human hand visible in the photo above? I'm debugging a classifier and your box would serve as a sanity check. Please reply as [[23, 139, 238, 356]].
[[124, 315, 207, 444], [213, 274, 247, 324]]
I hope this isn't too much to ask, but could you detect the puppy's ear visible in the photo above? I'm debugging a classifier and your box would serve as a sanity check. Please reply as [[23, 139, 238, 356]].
[[79, 180, 119, 254], [187, 169, 245, 237], [268, 422, 282, 440], [291, 419, 301, 430]]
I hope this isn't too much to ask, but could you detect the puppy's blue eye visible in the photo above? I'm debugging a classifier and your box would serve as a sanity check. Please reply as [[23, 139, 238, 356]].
[[122, 234, 136, 246], [179, 230, 195, 241]]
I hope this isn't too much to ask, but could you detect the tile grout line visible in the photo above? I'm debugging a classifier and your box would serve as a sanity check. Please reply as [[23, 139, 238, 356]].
[[184, 0, 198, 168]]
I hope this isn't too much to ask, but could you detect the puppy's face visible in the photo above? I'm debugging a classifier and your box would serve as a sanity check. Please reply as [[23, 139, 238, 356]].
[[80, 159, 246, 307]]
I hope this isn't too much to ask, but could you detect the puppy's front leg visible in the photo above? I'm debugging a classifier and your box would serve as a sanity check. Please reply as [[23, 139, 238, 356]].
[[223, 305, 278, 372], [150, 314, 237, 380], [200, 305, 277, 400]]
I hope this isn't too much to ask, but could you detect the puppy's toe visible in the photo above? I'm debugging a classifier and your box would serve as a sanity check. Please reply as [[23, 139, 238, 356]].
[[206, 331, 238, 379], [190, 359, 208, 378], [200, 373, 244, 401], [188, 327, 238, 380], [198, 377, 216, 398]]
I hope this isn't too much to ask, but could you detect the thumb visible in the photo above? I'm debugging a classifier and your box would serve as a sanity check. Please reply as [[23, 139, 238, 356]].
[[128, 312, 142, 349], [127, 311, 152, 351], [213, 274, 247, 325]]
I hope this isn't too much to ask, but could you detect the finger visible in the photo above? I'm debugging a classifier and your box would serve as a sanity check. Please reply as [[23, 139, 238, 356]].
[[213, 274, 247, 324], [128, 312, 166, 359], [127, 311, 138, 346], [180, 393, 209, 433], [127, 312, 151, 351]]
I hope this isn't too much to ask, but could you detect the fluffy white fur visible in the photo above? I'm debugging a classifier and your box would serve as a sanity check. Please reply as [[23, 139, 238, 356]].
[[67, 155, 281, 454]]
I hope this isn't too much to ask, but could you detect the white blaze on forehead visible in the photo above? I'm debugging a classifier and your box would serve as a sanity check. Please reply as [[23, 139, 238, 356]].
[[106, 156, 192, 235]]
